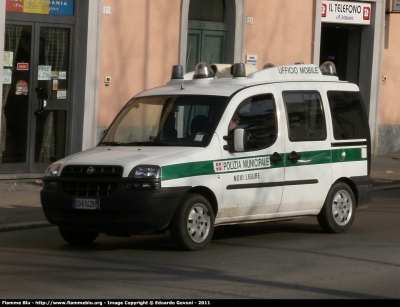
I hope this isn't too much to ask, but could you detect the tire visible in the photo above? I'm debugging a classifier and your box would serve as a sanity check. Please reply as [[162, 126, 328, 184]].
[[317, 182, 356, 233], [59, 227, 99, 245], [169, 194, 215, 251]]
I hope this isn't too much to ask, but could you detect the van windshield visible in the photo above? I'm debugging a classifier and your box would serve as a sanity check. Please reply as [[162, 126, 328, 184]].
[[99, 95, 229, 147]]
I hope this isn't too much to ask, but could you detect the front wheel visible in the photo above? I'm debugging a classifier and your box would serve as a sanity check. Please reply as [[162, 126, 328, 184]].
[[169, 194, 214, 251], [59, 227, 99, 245], [317, 182, 356, 233]]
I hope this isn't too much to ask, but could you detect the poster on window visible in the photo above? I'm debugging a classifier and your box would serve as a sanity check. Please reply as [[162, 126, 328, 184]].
[[3, 69, 12, 84], [3, 51, 13, 67], [58, 71, 67, 80], [38, 65, 51, 80], [15, 80, 29, 95], [57, 89, 67, 99]]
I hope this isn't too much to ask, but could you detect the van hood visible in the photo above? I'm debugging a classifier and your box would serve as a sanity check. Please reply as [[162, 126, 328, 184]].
[[57, 146, 203, 177]]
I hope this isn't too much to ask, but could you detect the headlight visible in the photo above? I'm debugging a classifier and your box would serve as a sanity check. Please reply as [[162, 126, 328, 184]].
[[127, 165, 161, 190], [129, 165, 161, 179], [44, 163, 62, 177]]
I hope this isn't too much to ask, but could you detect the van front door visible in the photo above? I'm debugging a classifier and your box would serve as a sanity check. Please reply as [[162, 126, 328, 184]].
[[218, 87, 285, 223], [0, 22, 71, 173]]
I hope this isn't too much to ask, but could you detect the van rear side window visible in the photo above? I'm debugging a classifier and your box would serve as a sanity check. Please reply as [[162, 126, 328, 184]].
[[283, 91, 326, 142], [327, 91, 367, 140]]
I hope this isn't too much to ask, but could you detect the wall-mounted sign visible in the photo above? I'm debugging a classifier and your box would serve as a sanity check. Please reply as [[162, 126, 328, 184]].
[[246, 55, 258, 67], [393, 0, 400, 12], [322, 1, 371, 25], [6, 0, 74, 16]]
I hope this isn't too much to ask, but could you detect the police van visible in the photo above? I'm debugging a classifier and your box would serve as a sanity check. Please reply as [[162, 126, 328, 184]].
[[40, 61, 372, 251]]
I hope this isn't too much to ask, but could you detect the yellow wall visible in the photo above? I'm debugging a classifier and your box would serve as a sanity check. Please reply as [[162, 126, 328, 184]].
[[98, 0, 315, 128], [379, 13, 400, 125], [98, 0, 181, 127], [245, 0, 315, 68]]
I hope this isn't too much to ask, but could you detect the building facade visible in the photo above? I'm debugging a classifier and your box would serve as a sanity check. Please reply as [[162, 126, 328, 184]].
[[0, 0, 396, 178]]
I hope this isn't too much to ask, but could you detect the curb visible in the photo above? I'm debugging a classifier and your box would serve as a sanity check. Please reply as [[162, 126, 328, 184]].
[[0, 221, 54, 232], [372, 184, 400, 191]]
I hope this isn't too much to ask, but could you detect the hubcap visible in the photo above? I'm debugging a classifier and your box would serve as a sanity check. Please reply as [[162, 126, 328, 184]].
[[187, 203, 211, 243], [332, 190, 353, 226]]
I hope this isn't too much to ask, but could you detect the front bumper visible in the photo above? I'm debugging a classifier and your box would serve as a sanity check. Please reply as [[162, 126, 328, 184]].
[[40, 178, 191, 236]]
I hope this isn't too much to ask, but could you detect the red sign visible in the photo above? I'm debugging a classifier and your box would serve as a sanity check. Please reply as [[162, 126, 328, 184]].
[[17, 63, 29, 70], [363, 7, 370, 20], [322, 3, 327, 17]]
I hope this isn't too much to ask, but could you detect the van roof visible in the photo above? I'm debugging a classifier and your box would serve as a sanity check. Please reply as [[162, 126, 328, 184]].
[[136, 61, 345, 98]]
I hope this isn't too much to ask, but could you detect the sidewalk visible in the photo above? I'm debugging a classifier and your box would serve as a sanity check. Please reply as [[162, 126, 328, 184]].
[[1, 150, 400, 232]]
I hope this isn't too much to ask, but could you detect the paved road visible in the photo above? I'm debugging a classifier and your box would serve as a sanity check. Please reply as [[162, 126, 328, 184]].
[[0, 188, 399, 299]]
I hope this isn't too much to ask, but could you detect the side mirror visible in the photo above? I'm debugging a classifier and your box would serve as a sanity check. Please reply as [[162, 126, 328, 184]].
[[223, 128, 247, 152], [234, 128, 246, 152]]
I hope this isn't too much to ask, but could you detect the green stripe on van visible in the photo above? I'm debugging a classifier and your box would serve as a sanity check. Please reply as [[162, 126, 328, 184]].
[[284, 150, 331, 167], [331, 147, 367, 163], [161, 147, 367, 181], [162, 160, 214, 181]]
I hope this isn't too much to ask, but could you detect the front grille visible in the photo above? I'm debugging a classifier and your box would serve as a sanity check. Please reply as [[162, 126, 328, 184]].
[[61, 165, 123, 178], [60, 165, 124, 197], [61, 181, 119, 197]]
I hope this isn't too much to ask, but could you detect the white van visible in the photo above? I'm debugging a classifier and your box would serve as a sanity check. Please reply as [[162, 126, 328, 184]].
[[40, 61, 372, 251]]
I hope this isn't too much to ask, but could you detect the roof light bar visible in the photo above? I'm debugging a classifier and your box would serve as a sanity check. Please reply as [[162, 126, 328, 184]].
[[263, 63, 275, 69], [171, 65, 184, 79], [320, 61, 338, 76], [193, 62, 215, 79], [231, 63, 246, 78]]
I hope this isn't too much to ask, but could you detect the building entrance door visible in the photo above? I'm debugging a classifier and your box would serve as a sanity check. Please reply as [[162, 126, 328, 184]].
[[1, 22, 72, 174], [187, 28, 227, 72], [320, 24, 362, 84]]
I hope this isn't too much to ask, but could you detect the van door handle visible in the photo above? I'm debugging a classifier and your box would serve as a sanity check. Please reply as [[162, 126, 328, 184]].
[[288, 151, 301, 162], [270, 152, 283, 164]]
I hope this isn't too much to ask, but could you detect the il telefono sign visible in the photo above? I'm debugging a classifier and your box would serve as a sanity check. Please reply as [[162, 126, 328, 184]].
[[322, 0, 371, 25]]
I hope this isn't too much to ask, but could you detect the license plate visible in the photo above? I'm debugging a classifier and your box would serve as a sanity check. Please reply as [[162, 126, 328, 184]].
[[73, 198, 100, 210]]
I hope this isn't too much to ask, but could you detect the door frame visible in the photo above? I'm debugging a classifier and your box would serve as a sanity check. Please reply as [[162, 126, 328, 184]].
[[1, 12, 75, 174], [179, 0, 246, 71], [28, 22, 74, 173]]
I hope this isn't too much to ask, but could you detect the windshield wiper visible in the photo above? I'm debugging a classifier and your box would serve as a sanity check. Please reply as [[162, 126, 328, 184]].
[[99, 141, 169, 147], [98, 141, 129, 146], [127, 142, 168, 146]]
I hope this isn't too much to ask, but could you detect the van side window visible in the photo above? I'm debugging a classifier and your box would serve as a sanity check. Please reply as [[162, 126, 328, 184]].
[[327, 91, 367, 140], [283, 91, 326, 142], [231, 94, 277, 151]]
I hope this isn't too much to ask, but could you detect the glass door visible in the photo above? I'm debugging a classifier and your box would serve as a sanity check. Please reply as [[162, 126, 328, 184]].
[[0, 22, 72, 174]]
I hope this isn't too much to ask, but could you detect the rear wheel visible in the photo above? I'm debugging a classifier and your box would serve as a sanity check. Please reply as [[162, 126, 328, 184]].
[[317, 182, 356, 233], [170, 194, 214, 251], [59, 227, 99, 245]]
